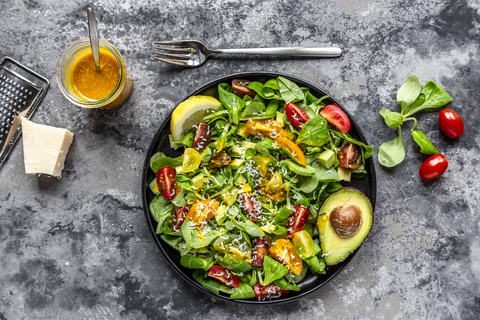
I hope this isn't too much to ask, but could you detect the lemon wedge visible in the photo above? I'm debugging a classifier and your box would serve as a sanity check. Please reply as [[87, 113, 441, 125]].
[[170, 95, 222, 141]]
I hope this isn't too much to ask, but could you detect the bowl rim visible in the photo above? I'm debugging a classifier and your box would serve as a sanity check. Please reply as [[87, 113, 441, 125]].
[[141, 71, 377, 304]]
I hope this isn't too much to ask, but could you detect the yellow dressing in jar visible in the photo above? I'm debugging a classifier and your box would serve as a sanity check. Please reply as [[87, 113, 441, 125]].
[[70, 48, 120, 100]]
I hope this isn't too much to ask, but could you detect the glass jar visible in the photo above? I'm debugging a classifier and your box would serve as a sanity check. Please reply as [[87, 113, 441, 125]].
[[57, 38, 132, 109]]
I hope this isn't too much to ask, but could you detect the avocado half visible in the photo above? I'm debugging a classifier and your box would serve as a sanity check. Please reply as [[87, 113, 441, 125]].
[[317, 187, 373, 266]]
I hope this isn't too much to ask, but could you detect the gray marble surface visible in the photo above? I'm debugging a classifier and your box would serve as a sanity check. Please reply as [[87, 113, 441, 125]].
[[1, 0, 479, 319]]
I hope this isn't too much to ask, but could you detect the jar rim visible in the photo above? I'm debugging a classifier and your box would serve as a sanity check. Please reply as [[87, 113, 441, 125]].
[[56, 38, 127, 108]]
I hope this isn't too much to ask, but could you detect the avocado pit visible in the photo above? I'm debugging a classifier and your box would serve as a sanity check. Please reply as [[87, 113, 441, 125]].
[[329, 205, 362, 238]]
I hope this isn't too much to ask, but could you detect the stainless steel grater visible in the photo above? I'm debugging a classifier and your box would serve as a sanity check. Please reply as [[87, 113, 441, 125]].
[[0, 56, 49, 167]]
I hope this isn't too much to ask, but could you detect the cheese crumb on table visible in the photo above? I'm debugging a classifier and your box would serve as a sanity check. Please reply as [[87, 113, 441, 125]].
[[21, 117, 74, 177]]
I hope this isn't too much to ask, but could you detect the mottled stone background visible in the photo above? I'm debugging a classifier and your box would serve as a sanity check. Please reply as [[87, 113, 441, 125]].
[[1, 0, 479, 319]]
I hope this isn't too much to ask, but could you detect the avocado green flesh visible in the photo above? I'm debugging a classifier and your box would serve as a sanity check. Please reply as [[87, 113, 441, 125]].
[[317, 188, 372, 265]]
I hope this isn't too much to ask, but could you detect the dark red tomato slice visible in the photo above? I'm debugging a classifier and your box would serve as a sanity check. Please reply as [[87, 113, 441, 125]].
[[439, 109, 464, 139], [239, 193, 261, 221], [171, 205, 190, 232], [156, 166, 179, 200], [253, 282, 289, 300], [285, 103, 310, 129], [207, 265, 239, 288], [231, 79, 256, 99], [320, 104, 351, 134], [337, 143, 362, 169], [193, 122, 212, 151], [287, 205, 310, 238], [251, 236, 272, 267], [419, 154, 448, 180]]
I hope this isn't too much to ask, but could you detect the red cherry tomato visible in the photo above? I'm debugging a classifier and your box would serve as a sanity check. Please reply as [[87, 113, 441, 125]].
[[419, 154, 448, 180], [207, 265, 239, 288], [172, 205, 190, 232], [231, 79, 256, 99], [320, 104, 351, 134], [251, 236, 271, 267], [156, 166, 179, 199], [253, 282, 289, 300], [337, 143, 362, 169], [439, 109, 464, 138], [285, 103, 310, 129], [287, 205, 309, 238]]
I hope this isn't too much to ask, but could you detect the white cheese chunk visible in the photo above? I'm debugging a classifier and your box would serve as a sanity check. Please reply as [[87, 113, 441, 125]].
[[21, 117, 74, 177]]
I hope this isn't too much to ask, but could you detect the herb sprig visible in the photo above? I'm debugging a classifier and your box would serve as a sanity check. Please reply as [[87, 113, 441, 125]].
[[378, 76, 452, 167]]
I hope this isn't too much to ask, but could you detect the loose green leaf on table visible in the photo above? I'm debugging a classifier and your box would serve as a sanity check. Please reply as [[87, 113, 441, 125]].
[[378, 127, 405, 167], [411, 129, 439, 155], [396, 75, 422, 114]]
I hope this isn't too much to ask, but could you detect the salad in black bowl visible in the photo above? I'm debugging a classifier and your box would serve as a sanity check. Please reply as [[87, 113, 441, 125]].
[[142, 72, 376, 303]]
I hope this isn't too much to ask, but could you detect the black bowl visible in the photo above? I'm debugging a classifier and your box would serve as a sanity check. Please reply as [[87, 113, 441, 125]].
[[142, 72, 377, 304]]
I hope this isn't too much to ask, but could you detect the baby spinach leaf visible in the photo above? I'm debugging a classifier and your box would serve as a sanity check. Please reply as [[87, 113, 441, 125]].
[[296, 116, 329, 147], [218, 83, 245, 124], [230, 282, 256, 299], [411, 129, 439, 155], [180, 254, 214, 270], [279, 160, 316, 176], [312, 162, 339, 182], [192, 269, 220, 295], [378, 128, 405, 167], [218, 253, 253, 273], [232, 219, 264, 237], [385, 112, 404, 129], [274, 205, 294, 224], [396, 75, 422, 114], [149, 178, 159, 195], [150, 152, 182, 173], [277, 76, 305, 103], [248, 80, 281, 100], [149, 195, 173, 225], [296, 176, 320, 193], [404, 80, 452, 116], [261, 256, 288, 286], [160, 234, 183, 250], [181, 221, 220, 249], [274, 277, 301, 291]]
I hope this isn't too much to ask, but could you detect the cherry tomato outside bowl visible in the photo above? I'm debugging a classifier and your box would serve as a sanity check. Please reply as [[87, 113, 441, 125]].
[[439, 109, 464, 139], [419, 154, 448, 180]]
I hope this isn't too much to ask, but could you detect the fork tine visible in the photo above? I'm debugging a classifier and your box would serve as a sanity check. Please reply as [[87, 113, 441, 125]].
[[153, 51, 191, 59], [153, 56, 189, 66], [154, 40, 191, 46], [153, 46, 191, 52]]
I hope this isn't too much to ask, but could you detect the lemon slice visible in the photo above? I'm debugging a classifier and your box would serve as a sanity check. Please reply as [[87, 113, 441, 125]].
[[170, 95, 222, 141]]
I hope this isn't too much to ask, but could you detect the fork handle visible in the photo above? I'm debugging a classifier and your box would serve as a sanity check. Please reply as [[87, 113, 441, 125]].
[[211, 47, 342, 57]]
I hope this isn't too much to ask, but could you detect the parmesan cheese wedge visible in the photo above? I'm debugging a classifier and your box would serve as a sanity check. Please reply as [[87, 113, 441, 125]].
[[21, 117, 74, 177]]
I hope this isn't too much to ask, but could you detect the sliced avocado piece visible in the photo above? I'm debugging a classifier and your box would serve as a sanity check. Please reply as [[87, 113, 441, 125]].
[[317, 187, 373, 265], [235, 174, 247, 186], [242, 141, 256, 150], [318, 150, 335, 169], [237, 123, 250, 138], [252, 155, 275, 177], [337, 166, 351, 181], [175, 165, 184, 174], [230, 144, 244, 156], [230, 159, 245, 170], [221, 188, 239, 207], [276, 111, 285, 127], [215, 204, 228, 225], [192, 174, 205, 190]]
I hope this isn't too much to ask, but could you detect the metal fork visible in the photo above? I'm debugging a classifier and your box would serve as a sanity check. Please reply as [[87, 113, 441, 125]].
[[153, 40, 342, 67]]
